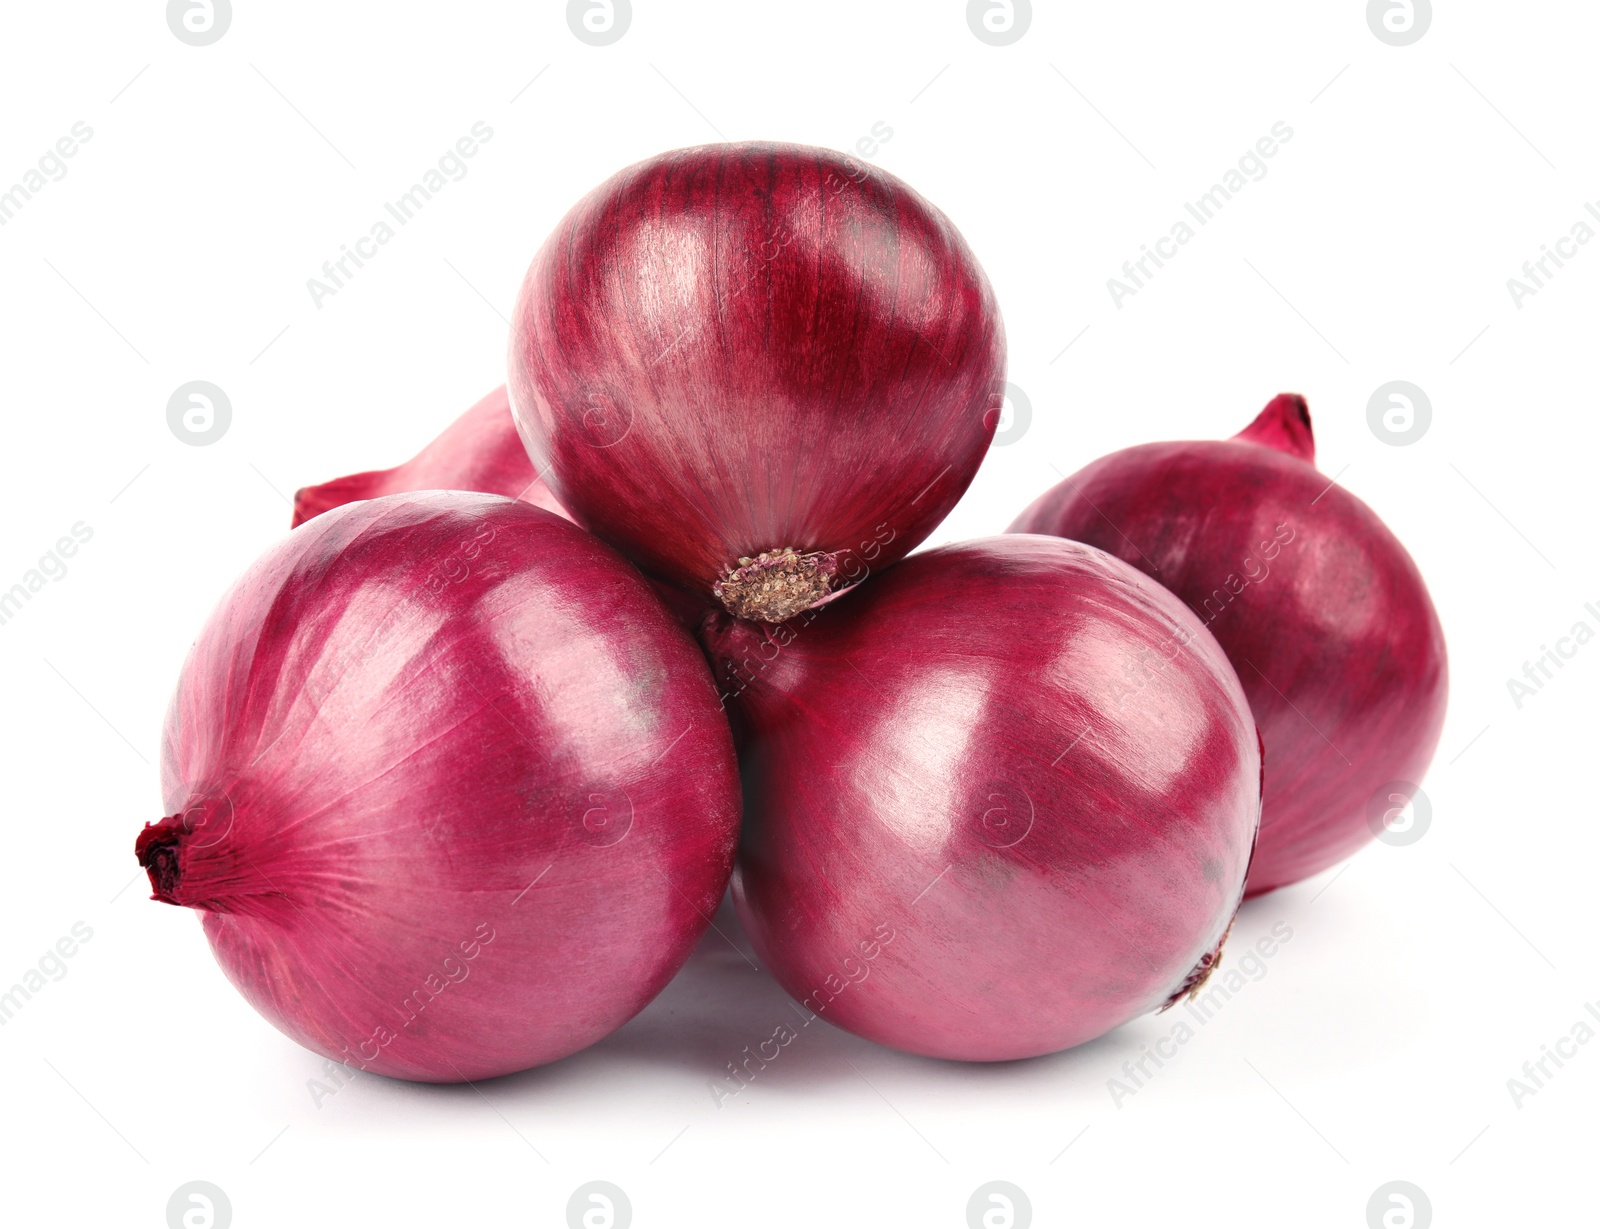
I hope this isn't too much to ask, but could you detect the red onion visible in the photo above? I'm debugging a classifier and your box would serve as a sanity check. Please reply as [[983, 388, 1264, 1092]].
[[291, 386, 571, 529], [508, 141, 1006, 623], [1009, 394, 1447, 895], [136, 492, 740, 1082], [701, 536, 1261, 1061]]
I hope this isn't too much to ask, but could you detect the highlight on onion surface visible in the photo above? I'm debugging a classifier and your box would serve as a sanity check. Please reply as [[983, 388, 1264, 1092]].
[[701, 535, 1261, 1061], [136, 492, 740, 1082], [509, 141, 1006, 624], [1009, 394, 1447, 896]]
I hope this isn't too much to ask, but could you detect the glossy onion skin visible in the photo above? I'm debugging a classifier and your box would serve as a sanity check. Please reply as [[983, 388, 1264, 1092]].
[[141, 493, 740, 1082], [508, 141, 1006, 604], [1009, 395, 1448, 896], [703, 536, 1261, 1062], [290, 386, 570, 529]]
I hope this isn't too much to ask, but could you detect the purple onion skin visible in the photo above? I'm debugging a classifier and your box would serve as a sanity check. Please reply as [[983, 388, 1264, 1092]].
[[1009, 395, 1448, 896], [137, 493, 740, 1083], [287, 388, 716, 631], [701, 536, 1260, 1062], [291, 386, 570, 529], [509, 142, 1005, 618]]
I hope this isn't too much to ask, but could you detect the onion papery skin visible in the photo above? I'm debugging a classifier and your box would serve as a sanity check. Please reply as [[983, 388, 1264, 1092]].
[[291, 386, 572, 529], [509, 141, 1006, 621], [138, 492, 740, 1082], [1009, 394, 1448, 896], [702, 536, 1261, 1062]]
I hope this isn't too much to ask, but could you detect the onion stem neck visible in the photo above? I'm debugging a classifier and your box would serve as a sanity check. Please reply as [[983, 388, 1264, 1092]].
[[1233, 393, 1316, 465], [134, 808, 277, 915], [135, 816, 188, 905]]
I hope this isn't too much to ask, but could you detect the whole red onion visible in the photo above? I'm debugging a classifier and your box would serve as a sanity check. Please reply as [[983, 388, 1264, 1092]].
[[136, 492, 740, 1082], [509, 142, 1006, 623], [1009, 394, 1447, 895], [291, 386, 571, 529], [701, 536, 1261, 1061]]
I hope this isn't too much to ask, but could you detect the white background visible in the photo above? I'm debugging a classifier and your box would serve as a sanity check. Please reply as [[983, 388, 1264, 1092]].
[[1, 2, 1595, 1226]]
